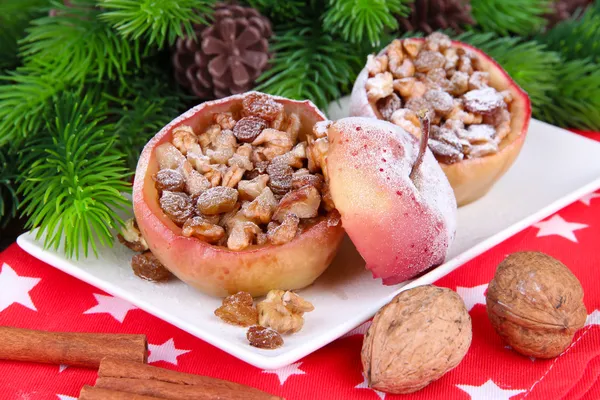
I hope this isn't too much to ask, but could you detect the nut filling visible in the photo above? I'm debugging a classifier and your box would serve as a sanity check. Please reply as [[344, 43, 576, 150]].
[[154, 93, 335, 250], [366, 32, 514, 164]]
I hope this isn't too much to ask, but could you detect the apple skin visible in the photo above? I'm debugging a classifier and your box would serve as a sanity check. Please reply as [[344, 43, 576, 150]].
[[350, 39, 532, 207], [326, 117, 457, 285], [133, 92, 344, 297]]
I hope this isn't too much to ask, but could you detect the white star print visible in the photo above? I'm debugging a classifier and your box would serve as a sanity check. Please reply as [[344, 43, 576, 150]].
[[585, 310, 600, 326], [0, 263, 41, 313], [580, 192, 600, 206], [342, 321, 372, 338], [58, 364, 68, 373], [457, 284, 488, 311], [83, 293, 137, 323], [56, 395, 77, 400], [262, 362, 306, 385], [148, 338, 190, 365], [533, 215, 588, 243], [457, 379, 525, 400], [355, 375, 386, 399]]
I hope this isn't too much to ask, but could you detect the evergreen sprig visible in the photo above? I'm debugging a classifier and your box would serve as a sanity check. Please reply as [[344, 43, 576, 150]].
[[455, 32, 561, 116], [470, 0, 551, 36], [256, 20, 364, 111], [99, 0, 216, 49], [322, 0, 411, 46], [18, 92, 131, 259], [0, 148, 18, 228], [20, 1, 141, 83], [537, 2, 600, 64], [0, 70, 67, 145], [536, 58, 600, 130], [246, 0, 305, 22]]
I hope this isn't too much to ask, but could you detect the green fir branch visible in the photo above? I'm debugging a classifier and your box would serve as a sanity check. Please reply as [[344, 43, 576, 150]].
[[245, 0, 305, 22], [0, 148, 19, 228], [455, 32, 561, 116], [20, 0, 142, 83], [256, 20, 364, 111], [470, 0, 551, 36], [537, 3, 600, 64], [0, 69, 67, 146], [18, 92, 131, 259], [322, 0, 411, 46], [536, 58, 600, 130], [98, 0, 216, 49]]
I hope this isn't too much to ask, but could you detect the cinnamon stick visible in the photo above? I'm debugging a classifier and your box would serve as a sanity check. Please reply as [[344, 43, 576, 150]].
[[79, 386, 163, 400], [0, 327, 147, 368]]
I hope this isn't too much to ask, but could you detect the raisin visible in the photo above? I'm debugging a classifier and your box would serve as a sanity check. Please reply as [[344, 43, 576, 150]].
[[247, 326, 284, 349], [233, 116, 267, 143], [428, 139, 463, 164], [424, 90, 453, 114], [131, 251, 171, 282], [215, 292, 258, 327], [266, 159, 293, 196], [376, 93, 402, 121], [160, 191, 194, 225], [196, 186, 238, 215], [153, 169, 185, 194], [291, 173, 324, 192], [463, 87, 504, 115], [242, 93, 283, 121], [414, 50, 446, 73]]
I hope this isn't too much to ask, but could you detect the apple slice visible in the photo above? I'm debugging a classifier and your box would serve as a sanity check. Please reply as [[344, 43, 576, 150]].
[[350, 34, 532, 206], [324, 116, 457, 285]]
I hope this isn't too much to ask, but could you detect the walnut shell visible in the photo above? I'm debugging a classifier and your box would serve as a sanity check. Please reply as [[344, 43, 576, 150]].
[[361, 285, 472, 394], [486, 251, 587, 358]]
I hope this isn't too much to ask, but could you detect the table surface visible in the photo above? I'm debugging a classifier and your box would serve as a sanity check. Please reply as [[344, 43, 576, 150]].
[[0, 130, 599, 400]]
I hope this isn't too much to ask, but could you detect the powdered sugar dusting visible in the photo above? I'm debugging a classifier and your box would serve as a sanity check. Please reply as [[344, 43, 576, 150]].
[[327, 117, 457, 284]]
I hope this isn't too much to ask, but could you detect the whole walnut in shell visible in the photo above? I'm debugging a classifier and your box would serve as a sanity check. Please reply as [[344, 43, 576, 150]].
[[486, 252, 587, 359], [362, 285, 472, 394]]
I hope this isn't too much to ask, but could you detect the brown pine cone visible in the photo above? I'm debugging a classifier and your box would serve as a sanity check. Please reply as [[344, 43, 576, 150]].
[[398, 0, 475, 34], [545, 0, 593, 28], [172, 3, 272, 100]]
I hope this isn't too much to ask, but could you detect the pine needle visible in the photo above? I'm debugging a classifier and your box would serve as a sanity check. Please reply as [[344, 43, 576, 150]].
[[470, 0, 551, 36], [20, 1, 142, 83], [323, 0, 411, 46], [0, 148, 19, 228], [455, 31, 561, 116], [246, 0, 305, 22], [256, 19, 365, 111], [18, 92, 131, 259], [99, 0, 216, 49]]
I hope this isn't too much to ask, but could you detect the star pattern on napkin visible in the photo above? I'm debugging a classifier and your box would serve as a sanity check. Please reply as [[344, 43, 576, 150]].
[[148, 338, 191, 365], [457, 379, 525, 400], [83, 293, 137, 323], [586, 310, 600, 326], [58, 364, 68, 373], [0, 263, 41, 313], [457, 284, 488, 311], [355, 375, 386, 399], [580, 192, 600, 206], [533, 215, 588, 242], [262, 362, 306, 385], [56, 395, 77, 400]]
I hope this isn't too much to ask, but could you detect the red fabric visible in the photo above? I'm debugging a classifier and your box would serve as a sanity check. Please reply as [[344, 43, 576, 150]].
[[1, 135, 599, 400]]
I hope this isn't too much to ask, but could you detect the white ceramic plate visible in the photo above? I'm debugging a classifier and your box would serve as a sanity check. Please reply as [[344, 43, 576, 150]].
[[18, 97, 600, 370]]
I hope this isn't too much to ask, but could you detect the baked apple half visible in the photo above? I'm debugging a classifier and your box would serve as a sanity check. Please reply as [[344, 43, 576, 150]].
[[133, 92, 344, 297], [350, 32, 532, 206]]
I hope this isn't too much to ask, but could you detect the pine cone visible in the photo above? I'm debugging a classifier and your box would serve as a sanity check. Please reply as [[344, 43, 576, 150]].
[[545, 0, 593, 28], [172, 3, 272, 99], [398, 0, 475, 34]]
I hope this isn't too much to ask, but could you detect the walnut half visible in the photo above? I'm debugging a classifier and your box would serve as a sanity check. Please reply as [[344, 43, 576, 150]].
[[257, 290, 314, 334]]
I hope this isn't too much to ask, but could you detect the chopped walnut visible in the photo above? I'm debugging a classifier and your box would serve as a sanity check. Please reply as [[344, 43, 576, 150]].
[[312, 121, 330, 139], [204, 165, 224, 187], [285, 113, 301, 143], [213, 112, 237, 130], [172, 125, 202, 156], [273, 185, 321, 222], [390, 109, 421, 137], [238, 174, 270, 201], [198, 124, 221, 150], [292, 171, 324, 191], [366, 72, 394, 102], [181, 161, 211, 196], [181, 216, 225, 244], [393, 78, 426, 99], [227, 220, 262, 250], [447, 99, 483, 124], [307, 137, 328, 177], [155, 143, 185, 170], [443, 47, 459, 70], [251, 128, 294, 161], [275, 142, 307, 168], [206, 130, 237, 164], [267, 214, 299, 245], [247, 326, 283, 349], [426, 32, 452, 52], [215, 292, 258, 327], [367, 54, 389, 76], [402, 38, 423, 58], [118, 218, 148, 252], [414, 51, 446, 73], [257, 290, 314, 334], [469, 71, 490, 90], [242, 187, 278, 224]]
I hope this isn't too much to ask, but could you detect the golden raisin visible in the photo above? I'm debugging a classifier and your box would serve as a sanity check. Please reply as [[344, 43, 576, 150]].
[[247, 326, 284, 349], [215, 292, 258, 327]]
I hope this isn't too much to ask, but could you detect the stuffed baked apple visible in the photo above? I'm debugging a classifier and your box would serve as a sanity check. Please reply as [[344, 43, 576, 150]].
[[133, 92, 344, 297], [350, 32, 531, 206]]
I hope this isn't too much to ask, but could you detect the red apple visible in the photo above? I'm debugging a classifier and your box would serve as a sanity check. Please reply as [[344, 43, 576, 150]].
[[133, 93, 344, 297], [324, 116, 457, 285], [350, 36, 531, 206]]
